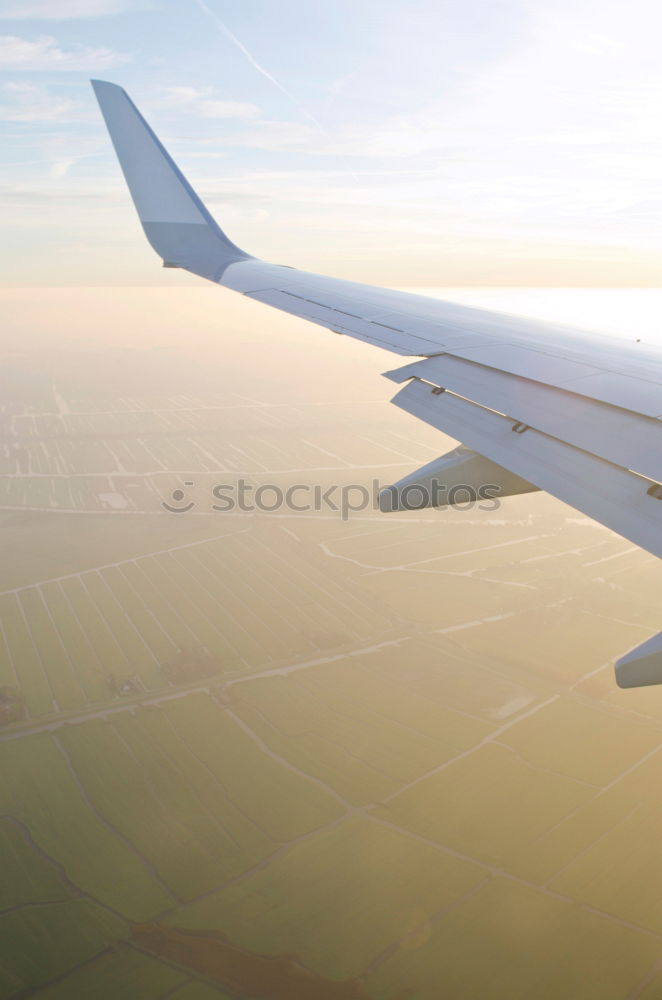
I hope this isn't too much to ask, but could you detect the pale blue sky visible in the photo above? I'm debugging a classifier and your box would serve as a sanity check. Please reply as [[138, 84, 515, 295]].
[[1, 0, 661, 285]]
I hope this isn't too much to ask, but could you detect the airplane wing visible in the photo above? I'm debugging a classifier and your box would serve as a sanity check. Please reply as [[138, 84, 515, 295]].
[[91, 80, 662, 688]]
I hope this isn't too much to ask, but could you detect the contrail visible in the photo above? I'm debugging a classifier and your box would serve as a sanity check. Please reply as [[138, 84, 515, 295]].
[[191, 0, 327, 134]]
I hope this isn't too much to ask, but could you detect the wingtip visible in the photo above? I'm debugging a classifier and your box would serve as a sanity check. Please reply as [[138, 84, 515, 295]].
[[90, 79, 124, 95]]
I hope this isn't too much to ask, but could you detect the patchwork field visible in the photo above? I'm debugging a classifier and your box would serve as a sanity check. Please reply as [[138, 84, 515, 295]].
[[0, 524, 393, 720]]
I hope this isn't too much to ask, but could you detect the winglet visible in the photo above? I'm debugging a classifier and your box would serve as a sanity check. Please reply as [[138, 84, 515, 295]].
[[91, 80, 250, 280]]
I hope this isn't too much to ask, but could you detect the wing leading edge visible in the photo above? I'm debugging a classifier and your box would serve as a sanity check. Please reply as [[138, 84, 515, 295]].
[[91, 80, 662, 687]]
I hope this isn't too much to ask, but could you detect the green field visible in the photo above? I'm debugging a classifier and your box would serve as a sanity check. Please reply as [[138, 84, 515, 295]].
[[374, 742, 593, 869], [25, 950, 188, 1000], [0, 902, 126, 996], [169, 816, 485, 980], [367, 878, 662, 1000], [232, 665, 494, 805]]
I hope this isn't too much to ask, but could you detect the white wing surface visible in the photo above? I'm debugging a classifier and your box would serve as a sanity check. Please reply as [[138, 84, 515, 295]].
[[91, 80, 662, 687]]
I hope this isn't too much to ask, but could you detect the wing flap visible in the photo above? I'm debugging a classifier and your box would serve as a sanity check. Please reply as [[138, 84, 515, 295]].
[[392, 378, 662, 559], [386, 355, 662, 485]]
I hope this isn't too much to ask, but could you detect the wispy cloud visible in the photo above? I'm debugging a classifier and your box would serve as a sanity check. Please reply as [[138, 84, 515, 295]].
[[0, 33, 129, 69], [165, 85, 260, 120], [49, 157, 75, 176], [0, 0, 142, 18], [0, 81, 79, 121]]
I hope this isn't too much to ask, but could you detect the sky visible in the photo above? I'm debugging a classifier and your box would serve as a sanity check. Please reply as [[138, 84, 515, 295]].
[[1, 0, 662, 286]]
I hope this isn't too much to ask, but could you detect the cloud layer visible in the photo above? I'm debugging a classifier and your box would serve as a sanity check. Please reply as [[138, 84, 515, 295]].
[[0, 33, 128, 69], [0, 0, 140, 18]]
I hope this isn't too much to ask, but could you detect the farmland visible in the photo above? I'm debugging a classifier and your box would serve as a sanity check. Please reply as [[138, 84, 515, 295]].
[[3, 287, 662, 998], [0, 525, 393, 720]]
